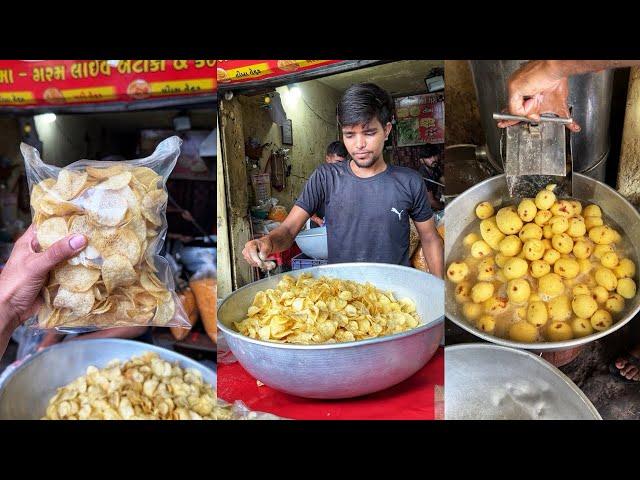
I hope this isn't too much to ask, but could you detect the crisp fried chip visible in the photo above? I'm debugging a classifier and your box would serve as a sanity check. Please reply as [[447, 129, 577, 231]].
[[54, 263, 101, 293], [102, 254, 137, 293], [94, 172, 132, 190], [94, 228, 141, 265], [132, 167, 160, 190], [37, 217, 68, 249], [53, 287, 95, 317], [39, 196, 82, 216], [141, 189, 167, 226], [55, 170, 88, 200], [86, 165, 126, 179]]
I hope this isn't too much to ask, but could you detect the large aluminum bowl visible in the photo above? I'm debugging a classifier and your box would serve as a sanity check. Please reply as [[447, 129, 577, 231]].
[[446, 173, 640, 351], [0, 339, 216, 420], [445, 344, 601, 420], [218, 263, 444, 399], [294, 226, 328, 259]]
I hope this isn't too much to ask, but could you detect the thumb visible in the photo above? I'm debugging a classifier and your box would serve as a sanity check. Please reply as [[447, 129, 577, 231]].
[[35, 234, 87, 272], [257, 239, 271, 261]]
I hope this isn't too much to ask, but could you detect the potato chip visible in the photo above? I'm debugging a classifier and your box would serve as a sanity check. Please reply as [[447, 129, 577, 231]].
[[153, 298, 175, 326], [132, 167, 160, 189], [55, 170, 88, 200], [94, 172, 132, 190], [102, 254, 137, 293], [54, 263, 101, 292], [141, 189, 168, 226], [78, 188, 128, 227], [86, 165, 126, 179], [37, 217, 68, 249], [39, 196, 82, 216], [95, 228, 141, 265], [53, 287, 95, 317]]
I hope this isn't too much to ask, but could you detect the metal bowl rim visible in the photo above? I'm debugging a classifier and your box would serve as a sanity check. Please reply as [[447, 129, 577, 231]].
[[218, 262, 444, 350], [0, 339, 216, 397], [446, 343, 602, 420], [446, 172, 640, 350]]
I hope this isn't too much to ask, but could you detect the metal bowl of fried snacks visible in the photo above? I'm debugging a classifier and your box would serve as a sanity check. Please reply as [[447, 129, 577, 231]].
[[217, 263, 444, 399], [445, 344, 601, 420], [0, 339, 215, 419]]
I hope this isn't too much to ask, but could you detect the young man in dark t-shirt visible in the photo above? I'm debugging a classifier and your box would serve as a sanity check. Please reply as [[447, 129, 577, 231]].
[[242, 83, 444, 277]]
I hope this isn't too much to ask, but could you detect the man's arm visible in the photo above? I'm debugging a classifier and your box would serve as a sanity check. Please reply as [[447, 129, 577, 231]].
[[414, 217, 444, 279], [242, 206, 310, 268], [498, 60, 640, 131]]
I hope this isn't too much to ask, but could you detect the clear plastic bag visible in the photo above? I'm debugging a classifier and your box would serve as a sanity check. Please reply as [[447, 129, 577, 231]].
[[20, 136, 190, 332]]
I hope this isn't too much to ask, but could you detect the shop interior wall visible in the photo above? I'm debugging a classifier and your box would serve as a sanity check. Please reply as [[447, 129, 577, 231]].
[[240, 79, 341, 211], [444, 60, 484, 147]]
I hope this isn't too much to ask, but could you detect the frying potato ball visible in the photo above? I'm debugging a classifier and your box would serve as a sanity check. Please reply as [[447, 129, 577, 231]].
[[554, 257, 580, 279], [538, 273, 565, 297], [480, 217, 505, 250], [498, 235, 522, 257], [534, 210, 553, 226], [572, 240, 593, 259], [519, 223, 543, 241], [523, 239, 545, 261], [614, 258, 636, 279], [507, 279, 531, 303], [447, 262, 470, 283], [546, 321, 573, 341], [569, 200, 582, 215], [496, 207, 523, 235], [543, 249, 561, 265], [552, 233, 574, 254], [592, 285, 609, 303], [517, 199, 537, 222], [463, 232, 480, 247], [550, 200, 574, 218], [504, 257, 528, 280], [572, 284, 591, 297], [589, 225, 618, 245], [571, 317, 594, 338], [549, 216, 569, 234], [454, 282, 472, 303], [530, 260, 551, 278], [477, 257, 497, 281], [572, 294, 598, 319], [462, 302, 483, 321], [605, 293, 625, 313], [509, 321, 538, 343], [583, 204, 602, 217], [527, 301, 548, 327], [484, 296, 509, 315], [595, 267, 618, 291], [617, 278, 637, 299], [535, 189, 556, 210], [495, 253, 508, 268], [567, 218, 587, 237], [578, 258, 593, 275], [476, 315, 496, 333], [471, 240, 493, 259], [471, 282, 494, 303], [592, 244, 613, 260], [601, 252, 619, 269], [547, 295, 572, 321], [543, 225, 554, 239], [584, 216, 604, 230], [475, 202, 494, 220], [591, 309, 613, 331]]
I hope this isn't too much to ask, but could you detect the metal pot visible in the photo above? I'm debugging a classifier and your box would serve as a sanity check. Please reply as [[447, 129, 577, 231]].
[[0, 339, 216, 420], [217, 263, 444, 399], [445, 344, 601, 420], [446, 173, 640, 351]]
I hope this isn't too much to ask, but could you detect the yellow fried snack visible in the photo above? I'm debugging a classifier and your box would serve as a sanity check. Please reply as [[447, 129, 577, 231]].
[[448, 184, 637, 342], [30, 164, 175, 329], [43, 352, 215, 420], [234, 274, 421, 344]]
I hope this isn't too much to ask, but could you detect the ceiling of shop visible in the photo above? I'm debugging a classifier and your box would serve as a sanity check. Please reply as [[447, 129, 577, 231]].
[[315, 60, 443, 97]]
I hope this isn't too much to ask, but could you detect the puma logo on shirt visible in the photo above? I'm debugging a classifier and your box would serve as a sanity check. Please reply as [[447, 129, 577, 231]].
[[391, 208, 404, 220]]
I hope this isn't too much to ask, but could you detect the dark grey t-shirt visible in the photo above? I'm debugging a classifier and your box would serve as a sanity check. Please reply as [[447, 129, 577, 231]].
[[295, 161, 433, 266]]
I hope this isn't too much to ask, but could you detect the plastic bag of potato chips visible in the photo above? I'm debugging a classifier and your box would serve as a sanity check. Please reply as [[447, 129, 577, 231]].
[[20, 136, 190, 332]]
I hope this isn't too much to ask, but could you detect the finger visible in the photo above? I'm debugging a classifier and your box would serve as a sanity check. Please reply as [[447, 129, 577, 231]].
[[33, 234, 87, 272], [497, 120, 520, 128], [257, 241, 271, 261], [522, 96, 542, 121], [508, 91, 528, 117], [244, 244, 262, 267]]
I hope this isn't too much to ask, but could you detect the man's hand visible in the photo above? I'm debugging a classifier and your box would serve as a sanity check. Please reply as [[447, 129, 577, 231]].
[[311, 214, 325, 226], [497, 60, 581, 132], [242, 236, 275, 270], [0, 225, 87, 358]]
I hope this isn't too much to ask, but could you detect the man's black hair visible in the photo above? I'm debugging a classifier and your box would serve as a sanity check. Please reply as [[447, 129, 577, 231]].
[[337, 83, 394, 128], [326, 141, 348, 158], [418, 143, 441, 159]]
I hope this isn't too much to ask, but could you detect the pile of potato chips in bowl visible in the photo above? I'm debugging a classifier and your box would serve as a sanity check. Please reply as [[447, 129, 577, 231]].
[[21, 137, 189, 331]]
